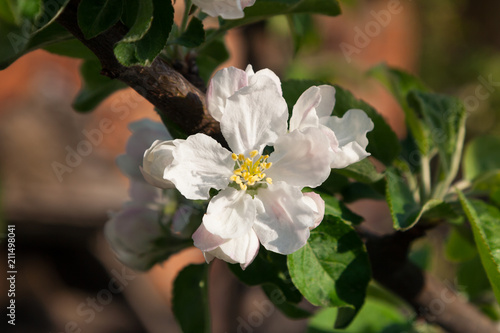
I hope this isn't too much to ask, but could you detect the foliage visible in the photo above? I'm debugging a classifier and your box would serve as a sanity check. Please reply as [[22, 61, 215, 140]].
[[1, 0, 499, 332]]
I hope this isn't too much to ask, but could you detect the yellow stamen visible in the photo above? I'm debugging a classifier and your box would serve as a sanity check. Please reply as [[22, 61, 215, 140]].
[[230, 151, 273, 191]]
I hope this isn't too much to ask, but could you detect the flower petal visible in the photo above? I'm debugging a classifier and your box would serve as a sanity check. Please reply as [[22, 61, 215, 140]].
[[253, 182, 316, 254], [207, 67, 248, 121], [192, 223, 226, 252], [192, 0, 253, 19], [315, 85, 336, 119], [193, 224, 259, 269], [302, 192, 325, 229], [203, 187, 256, 239], [289, 86, 321, 132], [322, 109, 374, 168], [142, 140, 176, 189], [164, 134, 234, 200], [117, 119, 171, 181], [246, 65, 282, 95], [220, 76, 288, 154], [267, 127, 332, 188], [289, 85, 336, 132]]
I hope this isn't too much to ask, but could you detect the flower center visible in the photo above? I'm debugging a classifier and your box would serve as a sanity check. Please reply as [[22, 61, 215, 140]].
[[229, 150, 273, 191]]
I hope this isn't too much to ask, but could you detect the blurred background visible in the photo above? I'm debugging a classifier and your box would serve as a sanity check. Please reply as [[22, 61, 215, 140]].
[[1, 0, 499, 332]]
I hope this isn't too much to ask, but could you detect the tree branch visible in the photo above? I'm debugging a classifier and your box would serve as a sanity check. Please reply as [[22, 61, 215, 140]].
[[366, 227, 499, 333], [56, 0, 225, 145], [56, 2, 498, 332]]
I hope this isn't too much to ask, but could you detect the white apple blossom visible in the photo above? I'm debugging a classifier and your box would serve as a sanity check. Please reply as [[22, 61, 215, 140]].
[[107, 120, 201, 270], [143, 65, 373, 269], [192, 0, 256, 20]]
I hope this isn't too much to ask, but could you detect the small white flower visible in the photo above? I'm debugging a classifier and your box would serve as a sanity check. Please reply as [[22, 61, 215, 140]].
[[192, 0, 256, 20], [107, 120, 198, 270], [116, 119, 172, 182], [143, 65, 373, 269]]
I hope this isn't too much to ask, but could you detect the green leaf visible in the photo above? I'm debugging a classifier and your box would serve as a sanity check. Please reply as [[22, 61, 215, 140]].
[[229, 248, 302, 303], [445, 226, 477, 263], [407, 91, 466, 173], [43, 38, 96, 59], [341, 182, 385, 203], [334, 159, 384, 184], [307, 298, 410, 333], [457, 191, 500, 304], [287, 13, 315, 54], [386, 168, 444, 230], [0, 20, 72, 69], [0, 0, 19, 25], [464, 136, 500, 181], [114, 0, 173, 66], [458, 255, 493, 300], [220, 0, 341, 31], [77, 0, 123, 39], [120, 0, 153, 42], [368, 63, 430, 156], [195, 35, 229, 84], [262, 283, 312, 319], [73, 60, 127, 112], [172, 264, 210, 333], [288, 215, 371, 328], [173, 17, 205, 47], [316, 172, 350, 196], [321, 194, 363, 225], [19, 0, 42, 22]]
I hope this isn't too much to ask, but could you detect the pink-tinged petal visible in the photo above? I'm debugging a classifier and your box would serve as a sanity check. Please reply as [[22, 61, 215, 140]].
[[252, 182, 316, 254], [221, 76, 288, 154], [302, 192, 325, 229], [241, 0, 256, 8], [142, 140, 176, 189], [194, 226, 260, 269], [267, 127, 332, 188], [207, 67, 248, 121], [203, 188, 256, 239], [322, 109, 374, 168], [164, 133, 234, 200], [193, 224, 226, 252]]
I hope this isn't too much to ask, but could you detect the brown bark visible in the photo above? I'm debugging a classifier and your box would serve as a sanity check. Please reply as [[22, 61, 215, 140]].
[[56, 1, 498, 332], [366, 228, 499, 333], [56, 0, 225, 145]]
